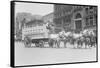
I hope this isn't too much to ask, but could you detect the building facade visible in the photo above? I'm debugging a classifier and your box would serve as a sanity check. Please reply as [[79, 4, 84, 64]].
[[72, 6, 97, 33], [54, 5, 73, 33], [54, 5, 97, 33], [42, 13, 54, 24]]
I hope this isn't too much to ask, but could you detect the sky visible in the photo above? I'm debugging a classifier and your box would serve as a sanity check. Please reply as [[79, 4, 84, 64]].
[[15, 2, 54, 16]]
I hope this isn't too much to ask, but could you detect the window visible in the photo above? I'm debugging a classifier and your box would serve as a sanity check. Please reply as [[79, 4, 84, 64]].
[[86, 17, 89, 26], [85, 7, 89, 14], [90, 16, 93, 19], [90, 10, 94, 14], [75, 20, 82, 30], [75, 13, 82, 19], [89, 6, 93, 9], [90, 19, 93, 26], [89, 15, 94, 26], [93, 15, 97, 25]]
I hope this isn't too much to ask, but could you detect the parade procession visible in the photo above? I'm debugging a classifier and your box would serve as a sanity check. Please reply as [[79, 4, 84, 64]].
[[21, 19, 97, 48], [15, 5, 97, 49]]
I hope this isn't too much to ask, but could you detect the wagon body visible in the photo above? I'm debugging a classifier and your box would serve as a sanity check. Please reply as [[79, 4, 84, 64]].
[[22, 24, 49, 39], [22, 23, 50, 47]]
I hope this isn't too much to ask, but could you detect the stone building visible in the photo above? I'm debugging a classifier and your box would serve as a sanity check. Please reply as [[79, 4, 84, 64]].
[[72, 6, 97, 33], [54, 4, 97, 33]]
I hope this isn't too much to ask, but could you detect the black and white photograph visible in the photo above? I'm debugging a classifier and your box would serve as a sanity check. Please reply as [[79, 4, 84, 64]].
[[11, 1, 98, 67]]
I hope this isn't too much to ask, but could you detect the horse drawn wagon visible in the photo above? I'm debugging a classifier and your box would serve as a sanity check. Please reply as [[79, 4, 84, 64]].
[[22, 20, 97, 48], [22, 23, 51, 47]]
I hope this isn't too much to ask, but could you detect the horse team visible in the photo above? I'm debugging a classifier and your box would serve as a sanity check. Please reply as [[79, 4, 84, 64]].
[[48, 29, 97, 48]]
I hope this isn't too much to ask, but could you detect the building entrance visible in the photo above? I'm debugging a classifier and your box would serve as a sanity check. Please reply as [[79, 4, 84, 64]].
[[75, 20, 82, 31]]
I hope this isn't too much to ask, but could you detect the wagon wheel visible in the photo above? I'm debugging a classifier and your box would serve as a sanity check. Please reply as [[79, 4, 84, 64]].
[[24, 37, 31, 48], [39, 40, 45, 48], [35, 43, 40, 47], [48, 39, 54, 48]]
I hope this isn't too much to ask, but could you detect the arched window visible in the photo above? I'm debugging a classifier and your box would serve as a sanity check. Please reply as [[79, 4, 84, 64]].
[[75, 13, 82, 19]]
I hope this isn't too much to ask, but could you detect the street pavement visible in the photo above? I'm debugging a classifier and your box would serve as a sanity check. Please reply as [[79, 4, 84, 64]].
[[15, 41, 97, 66]]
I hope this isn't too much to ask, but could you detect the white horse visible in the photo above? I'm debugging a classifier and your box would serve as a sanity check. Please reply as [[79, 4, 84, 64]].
[[48, 31, 71, 48], [48, 34, 60, 48], [64, 32, 73, 46], [82, 29, 96, 36], [58, 31, 71, 48]]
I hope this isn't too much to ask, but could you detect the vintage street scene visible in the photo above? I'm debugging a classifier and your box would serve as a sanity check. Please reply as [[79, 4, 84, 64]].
[[14, 2, 97, 66]]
